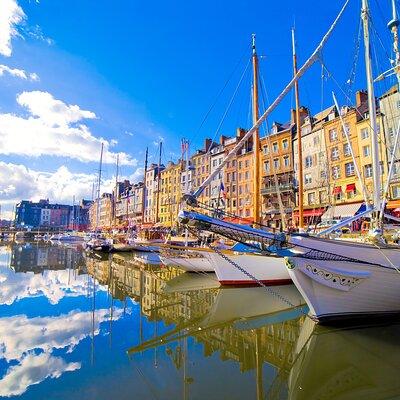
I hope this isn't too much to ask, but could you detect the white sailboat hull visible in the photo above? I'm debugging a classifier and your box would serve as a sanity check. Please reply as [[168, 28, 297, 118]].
[[206, 252, 291, 286], [160, 248, 215, 272], [287, 235, 400, 322]]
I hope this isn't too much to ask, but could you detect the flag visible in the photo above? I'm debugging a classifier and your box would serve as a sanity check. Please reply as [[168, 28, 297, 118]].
[[220, 182, 227, 200]]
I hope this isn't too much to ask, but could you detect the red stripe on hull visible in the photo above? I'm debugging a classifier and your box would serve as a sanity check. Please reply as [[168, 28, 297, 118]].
[[219, 279, 292, 287]]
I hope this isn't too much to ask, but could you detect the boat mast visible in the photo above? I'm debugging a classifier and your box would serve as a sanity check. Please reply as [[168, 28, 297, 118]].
[[252, 34, 261, 225], [361, 0, 381, 226], [292, 27, 304, 231], [388, 0, 400, 87], [95, 143, 104, 231], [114, 154, 119, 227], [188, 0, 349, 203], [141, 147, 149, 225], [155, 141, 162, 223]]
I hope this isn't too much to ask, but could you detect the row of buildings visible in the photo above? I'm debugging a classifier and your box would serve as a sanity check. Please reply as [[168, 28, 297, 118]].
[[14, 199, 92, 230], [90, 87, 400, 231]]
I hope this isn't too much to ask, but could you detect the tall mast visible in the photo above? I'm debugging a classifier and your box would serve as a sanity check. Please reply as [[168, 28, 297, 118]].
[[95, 143, 104, 231], [252, 34, 261, 225], [141, 147, 149, 224], [114, 154, 119, 226], [388, 0, 400, 87], [155, 141, 162, 223], [361, 0, 381, 224], [292, 28, 304, 231]]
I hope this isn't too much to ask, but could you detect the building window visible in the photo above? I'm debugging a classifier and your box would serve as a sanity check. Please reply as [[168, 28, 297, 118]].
[[341, 123, 350, 137], [245, 171, 250, 180], [305, 174, 312, 184], [360, 127, 369, 139], [284, 156, 290, 167], [273, 158, 280, 170], [263, 145, 269, 154], [363, 145, 370, 157], [343, 143, 351, 157], [308, 192, 316, 204], [393, 184, 400, 199], [282, 139, 289, 150], [245, 159, 250, 168], [332, 165, 340, 179], [273, 142, 279, 152], [331, 147, 339, 160], [345, 162, 355, 177], [232, 172, 236, 181], [264, 161, 270, 172], [364, 164, 372, 178], [305, 155, 313, 168], [313, 136, 320, 146], [329, 129, 338, 142]]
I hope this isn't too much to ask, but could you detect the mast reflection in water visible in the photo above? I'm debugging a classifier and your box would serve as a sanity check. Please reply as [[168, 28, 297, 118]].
[[0, 243, 399, 399]]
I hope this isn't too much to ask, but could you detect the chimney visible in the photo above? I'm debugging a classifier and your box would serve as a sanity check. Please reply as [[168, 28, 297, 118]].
[[236, 127, 246, 139], [204, 138, 212, 152], [219, 135, 228, 145], [355, 90, 368, 107]]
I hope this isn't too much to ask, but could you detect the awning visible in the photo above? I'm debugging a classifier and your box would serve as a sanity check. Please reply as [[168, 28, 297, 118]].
[[346, 183, 356, 192], [386, 200, 400, 209], [332, 186, 342, 195], [321, 202, 364, 221], [394, 208, 400, 213], [223, 217, 254, 225], [293, 208, 325, 218]]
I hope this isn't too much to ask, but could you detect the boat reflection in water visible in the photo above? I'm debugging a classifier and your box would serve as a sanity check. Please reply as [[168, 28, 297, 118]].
[[1, 243, 400, 399], [289, 319, 400, 400]]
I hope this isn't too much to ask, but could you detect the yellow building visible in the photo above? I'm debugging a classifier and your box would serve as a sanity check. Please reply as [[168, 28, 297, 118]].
[[190, 139, 214, 213], [158, 161, 182, 228], [356, 113, 388, 201], [323, 93, 365, 208]]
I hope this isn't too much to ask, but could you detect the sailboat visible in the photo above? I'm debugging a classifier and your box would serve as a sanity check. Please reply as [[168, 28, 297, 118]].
[[284, 0, 400, 323], [179, 0, 400, 323], [85, 143, 113, 253], [175, 35, 290, 283]]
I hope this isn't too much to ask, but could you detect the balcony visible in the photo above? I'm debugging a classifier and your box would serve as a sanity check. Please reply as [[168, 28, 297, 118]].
[[261, 183, 294, 195]]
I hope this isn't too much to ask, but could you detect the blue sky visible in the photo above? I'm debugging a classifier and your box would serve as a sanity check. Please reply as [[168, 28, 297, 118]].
[[0, 0, 398, 217]]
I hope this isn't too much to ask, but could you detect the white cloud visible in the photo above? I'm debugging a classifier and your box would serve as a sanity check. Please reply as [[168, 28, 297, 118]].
[[0, 161, 144, 209], [0, 0, 25, 57], [0, 91, 136, 165], [0, 64, 39, 81], [0, 308, 124, 361], [0, 266, 95, 306], [0, 352, 80, 397]]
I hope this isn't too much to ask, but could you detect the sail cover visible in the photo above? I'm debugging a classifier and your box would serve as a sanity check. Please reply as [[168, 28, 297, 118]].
[[179, 210, 284, 250]]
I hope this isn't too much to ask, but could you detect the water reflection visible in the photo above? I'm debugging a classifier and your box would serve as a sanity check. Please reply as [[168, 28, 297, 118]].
[[0, 243, 399, 399]]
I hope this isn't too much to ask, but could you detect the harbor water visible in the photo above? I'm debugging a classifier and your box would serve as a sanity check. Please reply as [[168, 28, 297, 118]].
[[1, 242, 400, 399]]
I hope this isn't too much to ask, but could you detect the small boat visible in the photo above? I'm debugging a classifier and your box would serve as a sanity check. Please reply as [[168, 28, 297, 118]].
[[51, 232, 84, 242], [85, 237, 113, 253]]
